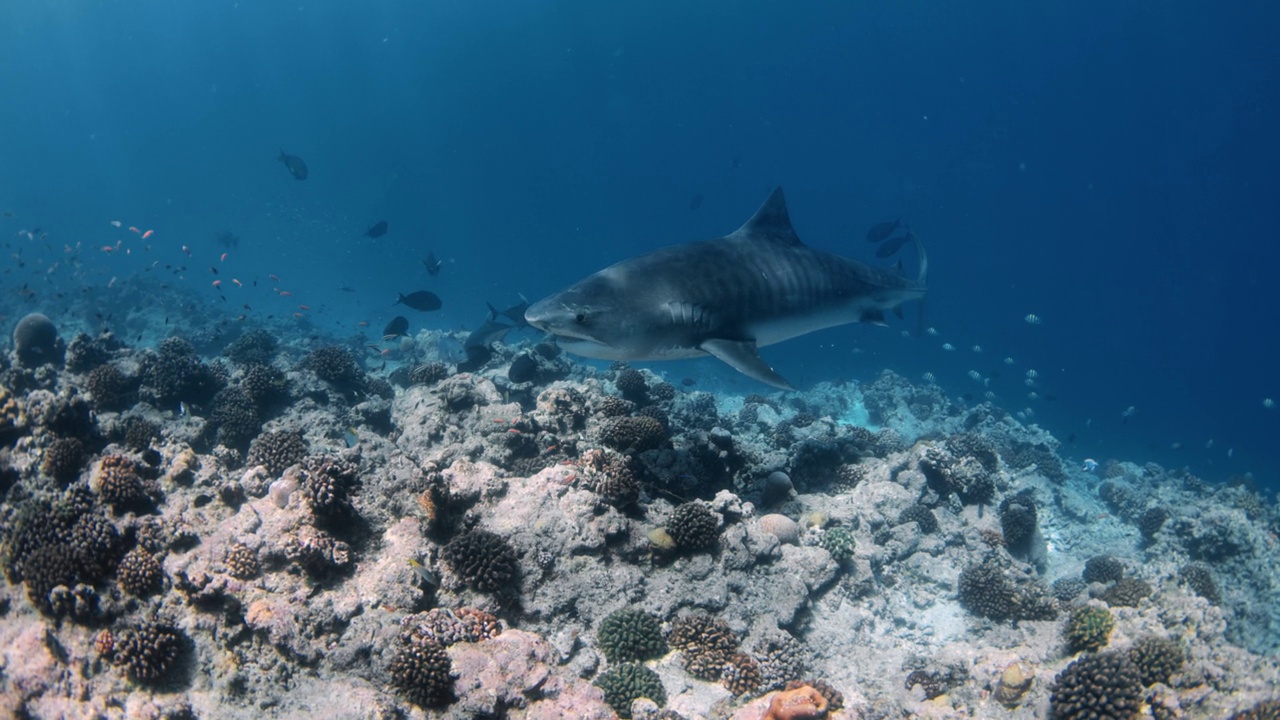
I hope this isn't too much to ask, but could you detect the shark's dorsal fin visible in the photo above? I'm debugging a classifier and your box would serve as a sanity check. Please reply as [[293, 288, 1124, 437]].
[[732, 187, 802, 246]]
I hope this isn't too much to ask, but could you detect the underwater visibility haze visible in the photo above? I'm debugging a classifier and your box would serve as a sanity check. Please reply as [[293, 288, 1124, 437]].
[[1, 1, 1278, 718]]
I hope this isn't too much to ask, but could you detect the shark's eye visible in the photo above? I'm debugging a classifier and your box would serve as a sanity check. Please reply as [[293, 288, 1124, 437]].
[[574, 313, 587, 324]]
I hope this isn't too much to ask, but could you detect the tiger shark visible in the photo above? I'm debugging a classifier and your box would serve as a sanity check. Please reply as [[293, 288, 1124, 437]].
[[524, 188, 927, 390]]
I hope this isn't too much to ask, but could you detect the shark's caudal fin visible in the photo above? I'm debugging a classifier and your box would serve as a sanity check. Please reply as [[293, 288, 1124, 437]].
[[700, 338, 795, 391], [732, 187, 802, 246]]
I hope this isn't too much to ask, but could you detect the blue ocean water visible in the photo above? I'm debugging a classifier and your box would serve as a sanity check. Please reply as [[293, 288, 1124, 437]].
[[1, 1, 1276, 491]]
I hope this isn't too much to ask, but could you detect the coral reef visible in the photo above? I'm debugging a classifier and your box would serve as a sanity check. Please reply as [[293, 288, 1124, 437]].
[[1064, 605, 1115, 653], [595, 663, 666, 719], [442, 528, 520, 595], [1048, 651, 1144, 720], [597, 608, 667, 664]]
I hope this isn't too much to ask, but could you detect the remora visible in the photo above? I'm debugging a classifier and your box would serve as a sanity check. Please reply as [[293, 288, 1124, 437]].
[[524, 187, 927, 390]]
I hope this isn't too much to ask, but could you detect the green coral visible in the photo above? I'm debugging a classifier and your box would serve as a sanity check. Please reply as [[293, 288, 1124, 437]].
[[598, 609, 667, 664], [1065, 605, 1115, 653], [819, 527, 856, 561], [595, 663, 667, 719]]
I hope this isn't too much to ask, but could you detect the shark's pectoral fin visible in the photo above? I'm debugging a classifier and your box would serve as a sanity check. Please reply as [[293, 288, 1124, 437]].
[[860, 309, 888, 326], [700, 338, 795, 391]]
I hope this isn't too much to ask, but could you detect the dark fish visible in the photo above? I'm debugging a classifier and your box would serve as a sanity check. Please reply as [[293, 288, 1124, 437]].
[[338, 286, 356, 293], [689, 194, 704, 211], [507, 353, 538, 384], [866, 219, 900, 243], [278, 150, 308, 180], [215, 231, 239, 249], [396, 290, 442, 312], [210, 266, 219, 274], [423, 252, 442, 277], [681, 378, 696, 386], [464, 318, 512, 350], [364, 220, 388, 239], [875, 234, 912, 259], [382, 315, 409, 340], [487, 295, 531, 328]]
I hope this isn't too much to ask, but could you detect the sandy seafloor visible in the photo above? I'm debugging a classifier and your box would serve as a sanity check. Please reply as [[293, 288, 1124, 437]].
[[1, 287, 1279, 720]]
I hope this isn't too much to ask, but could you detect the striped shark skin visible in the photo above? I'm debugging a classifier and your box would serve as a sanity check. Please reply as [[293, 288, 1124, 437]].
[[525, 188, 926, 390]]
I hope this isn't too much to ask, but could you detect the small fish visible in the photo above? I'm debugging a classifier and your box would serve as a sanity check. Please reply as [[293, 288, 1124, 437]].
[[1025, 313, 1042, 325], [269, 274, 280, 282], [178, 401, 189, 417], [874, 233, 912, 259], [182, 245, 191, 255], [128, 226, 140, 234], [689, 193, 704, 211], [681, 378, 696, 386], [1264, 398, 1275, 409], [865, 219, 900, 243], [212, 280, 222, 287], [298, 305, 311, 311], [338, 286, 356, 293], [423, 252, 443, 277], [220, 252, 228, 262], [395, 290, 442, 312], [278, 150, 308, 180], [942, 343, 955, 351], [110, 220, 122, 227], [232, 278, 242, 287], [210, 266, 218, 274], [216, 230, 239, 249], [364, 220, 389, 239], [407, 558, 440, 587], [141, 229, 154, 240], [383, 315, 410, 340]]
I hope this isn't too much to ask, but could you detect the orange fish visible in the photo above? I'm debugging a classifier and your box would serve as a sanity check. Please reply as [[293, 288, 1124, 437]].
[[293, 312, 304, 318], [357, 321, 369, 327], [279, 290, 293, 297], [141, 229, 154, 240], [220, 252, 228, 262], [269, 274, 280, 282], [128, 226, 140, 234], [100, 245, 115, 252], [298, 304, 311, 311], [212, 280, 222, 287], [232, 278, 242, 287], [380, 349, 392, 356]]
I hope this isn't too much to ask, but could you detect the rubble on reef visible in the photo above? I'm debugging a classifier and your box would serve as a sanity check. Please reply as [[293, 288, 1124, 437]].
[[0, 324, 1279, 720]]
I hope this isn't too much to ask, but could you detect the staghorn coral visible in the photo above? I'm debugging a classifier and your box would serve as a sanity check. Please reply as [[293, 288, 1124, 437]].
[[578, 448, 640, 507], [1180, 563, 1221, 604], [1048, 650, 1143, 720], [1082, 555, 1126, 584], [601, 414, 668, 454], [819, 527, 856, 562], [1064, 605, 1115, 653], [224, 543, 259, 580], [246, 430, 309, 477], [668, 613, 738, 681], [595, 663, 666, 719], [140, 337, 223, 409], [115, 620, 186, 684], [42, 436, 86, 485], [401, 607, 502, 647], [224, 328, 278, 366], [958, 558, 1058, 622], [665, 501, 720, 551], [597, 608, 667, 664], [304, 345, 364, 388], [722, 652, 762, 696], [85, 363, 134, 411], [116, 548, 164, 597], [896, 504, 939, 534], [94, 454, 149, 510], [1127, 636, 1184, 687], [442, 528, 520, 595], [389, 635, 455, 707], [1100, 577, 1153, 608]]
